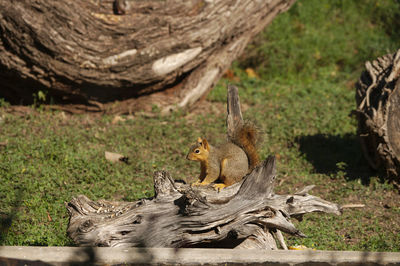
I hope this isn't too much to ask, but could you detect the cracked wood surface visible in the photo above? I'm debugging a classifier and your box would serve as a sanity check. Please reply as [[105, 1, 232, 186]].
[[66, 157, 341, 248], [355, 48, 400, 188]]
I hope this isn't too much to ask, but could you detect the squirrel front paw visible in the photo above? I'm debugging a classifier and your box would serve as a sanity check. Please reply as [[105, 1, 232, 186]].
[[212, 183, 227, 192]]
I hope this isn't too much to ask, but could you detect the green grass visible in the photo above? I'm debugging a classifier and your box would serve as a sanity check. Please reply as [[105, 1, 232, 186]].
[[1, 0, 400, 251]]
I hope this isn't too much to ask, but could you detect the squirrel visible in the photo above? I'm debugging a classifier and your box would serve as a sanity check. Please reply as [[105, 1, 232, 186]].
[[186, 123, 260, 191]]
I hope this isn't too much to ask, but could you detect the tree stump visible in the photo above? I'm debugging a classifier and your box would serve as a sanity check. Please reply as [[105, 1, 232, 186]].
[[355, 49, 400, 188], [0, 0, 296, 114], [66, 85, 342, 248]]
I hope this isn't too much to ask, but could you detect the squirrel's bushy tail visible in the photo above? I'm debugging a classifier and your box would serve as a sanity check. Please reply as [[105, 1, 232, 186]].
[[231, 122, 261, 171]]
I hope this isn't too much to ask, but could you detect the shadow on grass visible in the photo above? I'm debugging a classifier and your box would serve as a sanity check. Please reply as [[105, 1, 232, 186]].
[[0, 188, 23, 245], [296, 133, 381, 185]]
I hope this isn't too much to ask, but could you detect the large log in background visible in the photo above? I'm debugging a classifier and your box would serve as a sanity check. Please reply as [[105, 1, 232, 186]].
[[0, 0, 295, 114], [355, 49, 400, 188], [66, 85, 342, 249]]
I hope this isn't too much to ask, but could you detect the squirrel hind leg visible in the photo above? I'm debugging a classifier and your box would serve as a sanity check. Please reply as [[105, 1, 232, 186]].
[[192, 178, 213, 187], [191, 180, 202, 187]]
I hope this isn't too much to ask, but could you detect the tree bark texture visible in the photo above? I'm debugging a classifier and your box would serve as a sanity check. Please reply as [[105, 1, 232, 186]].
[[66, 85, 341, 248], [0, 0, 295, 114], [355, 48, 400, 188]]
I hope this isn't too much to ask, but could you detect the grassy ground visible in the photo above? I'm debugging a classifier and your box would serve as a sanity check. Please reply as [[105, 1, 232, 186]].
[[1, 0, 400, 250]]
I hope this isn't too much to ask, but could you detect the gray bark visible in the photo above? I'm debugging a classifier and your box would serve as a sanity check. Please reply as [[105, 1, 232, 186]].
[[66, 158, 341, 248]]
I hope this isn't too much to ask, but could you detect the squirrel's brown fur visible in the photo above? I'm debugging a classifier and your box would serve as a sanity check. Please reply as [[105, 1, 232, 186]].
[[186, 122, 260, 191]]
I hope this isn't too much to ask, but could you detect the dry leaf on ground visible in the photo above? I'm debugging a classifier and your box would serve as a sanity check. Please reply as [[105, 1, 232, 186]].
[[112, 115, 126, 124], [105, 151, 129, 164]]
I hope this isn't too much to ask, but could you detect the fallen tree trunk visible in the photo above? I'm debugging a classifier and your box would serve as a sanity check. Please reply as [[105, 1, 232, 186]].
[[355, 48, 400, 188], [66, 85, 341, 248], [0, 0, 295, 114]]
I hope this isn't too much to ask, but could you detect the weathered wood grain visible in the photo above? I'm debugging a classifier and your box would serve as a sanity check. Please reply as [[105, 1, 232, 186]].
[[355, 48, 400, 188], [66, 156, 341, 248]]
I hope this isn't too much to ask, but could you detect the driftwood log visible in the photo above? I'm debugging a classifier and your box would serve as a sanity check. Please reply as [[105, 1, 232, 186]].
[[355, 49, 400, 188], [0, 0, 295, 114], [66, 85, 341, 249]]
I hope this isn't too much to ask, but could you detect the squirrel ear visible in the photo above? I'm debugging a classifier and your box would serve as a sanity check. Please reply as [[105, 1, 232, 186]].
[[202, 139, 209, 150], [197, 137, 202, 144]]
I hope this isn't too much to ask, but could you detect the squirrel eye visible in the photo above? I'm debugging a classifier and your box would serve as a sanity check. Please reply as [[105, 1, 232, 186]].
[[195, 149, 200, 154]]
